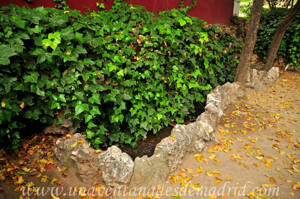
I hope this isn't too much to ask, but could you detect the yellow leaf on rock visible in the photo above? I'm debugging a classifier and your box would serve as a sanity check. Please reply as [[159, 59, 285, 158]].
[[71, 141, 78, 148], [209, 154, 216, 160]]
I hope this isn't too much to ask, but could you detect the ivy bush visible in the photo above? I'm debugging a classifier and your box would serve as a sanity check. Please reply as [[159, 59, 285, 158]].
[[254, 8, 300, 69], [0, 0, 242, 150]]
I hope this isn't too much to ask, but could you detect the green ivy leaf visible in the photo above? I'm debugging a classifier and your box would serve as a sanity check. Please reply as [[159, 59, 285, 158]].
[[75, 103, 89, 116], [86, 129, 95, 139], [88, 93, 101, 105], [84, 113, 93, 123], [179, 19, 186, 27], [108, 63, 119, 72], [36, 87, 45, 97], [24, 72, 39, 84], [58, 94, 66, 102], [0, 45, 16, 65]]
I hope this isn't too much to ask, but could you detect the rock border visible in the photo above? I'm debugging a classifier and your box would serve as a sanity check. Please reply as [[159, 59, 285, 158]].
[[53, 67, 279, 189]]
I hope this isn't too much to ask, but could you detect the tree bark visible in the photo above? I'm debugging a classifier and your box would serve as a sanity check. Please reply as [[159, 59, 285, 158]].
[[266, 0, 276, 10], [234, 0, 264, 83], [264, 1, 300, 71]]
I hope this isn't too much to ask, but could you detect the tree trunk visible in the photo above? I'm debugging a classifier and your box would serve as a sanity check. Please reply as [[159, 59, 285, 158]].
[[264, 1, 300, 71], [266, 0, 276, 10], [234, 0, 264, 83]]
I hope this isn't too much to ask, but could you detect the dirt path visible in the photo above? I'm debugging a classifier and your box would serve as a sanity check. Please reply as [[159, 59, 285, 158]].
[[0, 71, 299, 199], [159, 71, 300, 199]]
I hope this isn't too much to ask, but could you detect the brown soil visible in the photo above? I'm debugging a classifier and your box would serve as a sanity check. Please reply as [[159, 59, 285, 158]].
[[120, 102, 204, 160], [120, 126, 173, 160]]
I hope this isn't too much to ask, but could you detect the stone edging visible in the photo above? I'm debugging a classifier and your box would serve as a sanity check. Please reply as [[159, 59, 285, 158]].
[[53, 67, 279, 189]]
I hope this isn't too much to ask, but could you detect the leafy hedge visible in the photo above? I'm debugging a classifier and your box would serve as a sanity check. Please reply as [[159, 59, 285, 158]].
[[0, 0, 242, 150], [254, 8, 300, 68]]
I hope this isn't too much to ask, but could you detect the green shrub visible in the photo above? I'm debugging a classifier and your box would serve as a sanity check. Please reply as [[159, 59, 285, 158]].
[[0, 0, 242, 150], [254, 8, 300, 69]]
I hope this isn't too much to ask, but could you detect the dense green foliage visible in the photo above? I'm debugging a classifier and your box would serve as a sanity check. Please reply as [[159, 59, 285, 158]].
[[0, 1, 242, 150], [254, 8, 300, 68]]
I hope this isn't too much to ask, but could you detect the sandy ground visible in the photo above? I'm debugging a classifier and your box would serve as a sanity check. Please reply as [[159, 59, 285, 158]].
[[0, 71, 299, 199]]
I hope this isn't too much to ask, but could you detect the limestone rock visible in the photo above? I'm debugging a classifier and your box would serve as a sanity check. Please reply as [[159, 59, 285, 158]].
[[70, 144, 100, 184], [267, 67, 279, 83], [217, 82, 243, 110], [129, 152, 169, 189], [53, 133, 87, 167], [203, 103, 223, 127], [245, 67, 279, 89], [96, 146, 134, 189]]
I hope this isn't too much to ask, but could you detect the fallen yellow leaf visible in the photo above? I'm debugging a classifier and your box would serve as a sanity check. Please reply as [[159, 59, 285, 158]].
[[269, 177, 276, 184], [293, 183, 300, 190], [51, 195, 60, 199], [19, 102, 25, 109], [249, 138, 256, 143], [186, 168, 193, 174], [209, 154, 217, 160], [196, 167, 203, 173], [215, 177, 222, 185], [205, 170, 214, 177], [16, 176, 24, 185], [265, 162, 272, 168]]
